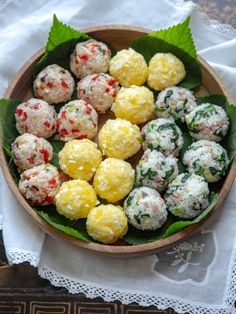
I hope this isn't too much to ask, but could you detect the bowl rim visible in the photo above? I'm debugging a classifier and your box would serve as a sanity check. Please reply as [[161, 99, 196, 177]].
[[1, 24, 236, 257]]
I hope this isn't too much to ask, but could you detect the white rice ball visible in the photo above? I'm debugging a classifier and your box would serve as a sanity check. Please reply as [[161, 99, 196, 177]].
[[164, 173, 210, 219], [15, 98, 57, 138], [183, 140, 229, 183], [33, 64, 75, 104], [19, 164, 60, 206], [136, 149, 179, 192], [155, 86, 197, 122], [57, 100, 98, 141], [185, 103, 230, 142], [141, 118, 184, 156], [77, 73, 120, 113], [124, 187, 167, 231], [70, 39, 111, 78], [12, 133, 53, 172]]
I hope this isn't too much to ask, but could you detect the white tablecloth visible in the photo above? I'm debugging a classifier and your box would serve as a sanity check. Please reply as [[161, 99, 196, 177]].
[[1, 1, 236, 313]]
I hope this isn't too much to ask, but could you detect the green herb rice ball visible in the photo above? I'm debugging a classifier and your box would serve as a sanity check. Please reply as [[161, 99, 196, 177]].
[[155, 86, 197, 122], [124, 187, 167, 231], [185, 103, 230, 142], [164, 173, 209, 219], [183, 140, 229, 183], [141, 118, 184, 156], [136, 149, 179, 192]]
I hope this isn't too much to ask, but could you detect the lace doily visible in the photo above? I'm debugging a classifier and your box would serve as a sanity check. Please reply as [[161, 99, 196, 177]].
[[6, 249, 40, 267]]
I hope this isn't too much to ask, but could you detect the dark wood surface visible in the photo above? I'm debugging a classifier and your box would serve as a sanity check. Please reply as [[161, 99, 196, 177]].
[[0, 1, 235, 313]]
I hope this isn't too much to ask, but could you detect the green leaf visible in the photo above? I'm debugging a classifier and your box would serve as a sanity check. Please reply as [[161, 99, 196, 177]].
[[124, 192, 218, 244], [34, 15, 90, 76], [131, 16, 201, 89], [181, 132, 193, 160], [124, 214, 176, 245], [196, 95, 236, 161], [50, 140, 65, 168], [0, 98, 22, 183], [37, 208, 92, 242]]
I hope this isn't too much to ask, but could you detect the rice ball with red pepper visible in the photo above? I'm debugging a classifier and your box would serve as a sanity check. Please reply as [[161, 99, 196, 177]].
[[164, 173, 209, 219], [183, 140, 229, 183], [12, 133, 53, 172], [77, 73, 120, 114], [33, 64, 75, 104], [136, 149, 179, 192], [19, 164, 60, 206], [70, 39, 111, 79], [186, 103, 230, 142], [57, 100, 98, 141], [124, 187, 168, 231], [15, 98, 57, 138]]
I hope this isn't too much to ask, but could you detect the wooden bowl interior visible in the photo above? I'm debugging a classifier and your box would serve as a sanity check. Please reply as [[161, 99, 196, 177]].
[[1, 26, 235, 257]]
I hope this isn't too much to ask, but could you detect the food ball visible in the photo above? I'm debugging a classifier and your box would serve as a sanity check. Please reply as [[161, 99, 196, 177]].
[[33, 64, 75, 104], [136, 149, 178, 192], [93, 158, 134, 203], [141, 118, 183, 156], [109, 48, 148, 87], [148, 53, 186, 90], [98, 119, 142, 160], [183, 140, 229, 183], [70, 39, 111, 79], [124, 187, 167, 231], [57, 100, 98, 141], [86, 205, 128, 244], [19, 164, 60, 206], [164, 173, 209, 219], [112, 85, 154, 124], [155, 86, 197, 122], [55, 179, 97, 220], [15, 98, 57, 138], [185, 103, 230, 142], [12, 133, 53, 172], [77, 73, 120, 114], [58, 139, 102, 181]]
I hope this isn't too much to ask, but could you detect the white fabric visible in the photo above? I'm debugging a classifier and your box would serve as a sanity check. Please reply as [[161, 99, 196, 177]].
[[0, 0, 236, 313]]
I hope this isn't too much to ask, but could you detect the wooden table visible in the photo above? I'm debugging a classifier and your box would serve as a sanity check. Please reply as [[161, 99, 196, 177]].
[[0, 1, 235, 313]]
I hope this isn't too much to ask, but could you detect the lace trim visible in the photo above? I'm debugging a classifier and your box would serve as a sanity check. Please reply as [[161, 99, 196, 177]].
[[6, 249, 39, 267], [38, 264, 231, 314], [224, 235, 236, 308], [168, 0, 236, 38]]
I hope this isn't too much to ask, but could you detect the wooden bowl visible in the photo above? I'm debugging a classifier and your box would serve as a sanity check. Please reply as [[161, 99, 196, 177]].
[[1, 25, 235, 257]]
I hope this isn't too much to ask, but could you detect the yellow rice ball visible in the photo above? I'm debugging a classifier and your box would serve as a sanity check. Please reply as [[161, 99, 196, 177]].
[[58, 139, 102, 181], [98, 119, 142, 160], [55, 179, 97, 220], [93, 158, 134, 203], [86, 204, 128, 244], [112, 85, 154, 124], [109, 48, 148, 87], [148, 53, 186, 90]]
